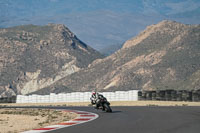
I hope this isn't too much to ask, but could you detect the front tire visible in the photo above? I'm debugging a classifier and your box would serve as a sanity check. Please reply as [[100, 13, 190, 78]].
[[104, 103, 112, 112]]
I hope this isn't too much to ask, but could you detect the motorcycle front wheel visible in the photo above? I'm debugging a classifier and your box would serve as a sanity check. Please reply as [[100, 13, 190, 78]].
[[103, 103, 112, 112]]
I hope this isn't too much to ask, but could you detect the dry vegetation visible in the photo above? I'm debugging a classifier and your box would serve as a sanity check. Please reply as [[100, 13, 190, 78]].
[[0, 108, 77, 133]]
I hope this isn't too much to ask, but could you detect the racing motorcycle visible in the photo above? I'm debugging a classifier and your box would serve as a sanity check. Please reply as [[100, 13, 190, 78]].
[[91, 96, 112, 113]]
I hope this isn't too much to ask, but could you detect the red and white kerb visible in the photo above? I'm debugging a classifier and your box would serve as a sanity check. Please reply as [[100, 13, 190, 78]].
[[22, 110, 99, 133]]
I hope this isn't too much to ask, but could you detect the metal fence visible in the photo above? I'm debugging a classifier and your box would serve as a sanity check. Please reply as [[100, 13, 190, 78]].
[[138, 90, 200, 102], [0, 96, 17, 103]]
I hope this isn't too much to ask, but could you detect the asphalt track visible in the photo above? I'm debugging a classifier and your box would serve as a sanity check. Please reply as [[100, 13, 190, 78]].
[[2, 106, 200, 133]]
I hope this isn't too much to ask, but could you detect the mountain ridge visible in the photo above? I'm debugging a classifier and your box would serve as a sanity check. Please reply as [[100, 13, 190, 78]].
[[0, 24, 103, 97], [1, 0, 200, 51], [32, 20, 200, 94]]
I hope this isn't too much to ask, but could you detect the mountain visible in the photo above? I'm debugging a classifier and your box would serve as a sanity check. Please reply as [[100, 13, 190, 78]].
[[0, 0, 200, 51], [0, 24, 103, 97], [33, 20, 200, 94]]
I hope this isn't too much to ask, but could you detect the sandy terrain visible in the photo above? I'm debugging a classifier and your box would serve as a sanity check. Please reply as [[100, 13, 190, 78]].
[[0, 108, 77, 133], [1, 101, 200, 107]]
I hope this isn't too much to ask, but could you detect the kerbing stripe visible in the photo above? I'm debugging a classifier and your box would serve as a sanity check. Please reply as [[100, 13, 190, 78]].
[[73, 118, 92, 121], [22, 109, 99, 133], [58, 122, 77, 125], [33, 128, 56, 130], [80, 115, 96, 117]]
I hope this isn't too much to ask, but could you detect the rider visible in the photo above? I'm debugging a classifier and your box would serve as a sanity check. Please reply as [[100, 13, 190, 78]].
[[90, 91, 104, 109]]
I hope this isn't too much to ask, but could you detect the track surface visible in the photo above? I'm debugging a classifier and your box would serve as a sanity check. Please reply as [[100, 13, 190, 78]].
[[2, 106, 200, 133]]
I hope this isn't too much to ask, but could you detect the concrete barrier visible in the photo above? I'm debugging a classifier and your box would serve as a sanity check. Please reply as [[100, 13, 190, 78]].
[[16, 90, 139, 103]]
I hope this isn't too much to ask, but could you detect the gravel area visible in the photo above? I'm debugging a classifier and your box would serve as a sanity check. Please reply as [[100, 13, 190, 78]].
[[0, 108, 77, 133]]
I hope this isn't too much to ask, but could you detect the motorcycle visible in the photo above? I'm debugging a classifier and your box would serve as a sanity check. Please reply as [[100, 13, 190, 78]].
[[91, 96, 112, 113]]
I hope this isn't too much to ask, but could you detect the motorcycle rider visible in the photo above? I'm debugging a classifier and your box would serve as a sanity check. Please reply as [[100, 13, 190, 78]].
[[90, 91, 105, 109]]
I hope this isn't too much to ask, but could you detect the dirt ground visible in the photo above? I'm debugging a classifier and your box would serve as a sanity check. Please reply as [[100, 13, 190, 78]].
[[0, 108, 77, 133], [110, 101, 200, 106], [1, 101, 200, 107]]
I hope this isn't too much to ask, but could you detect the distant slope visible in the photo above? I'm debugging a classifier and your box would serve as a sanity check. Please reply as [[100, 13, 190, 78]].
[[0, 24, 103, 97], [1, 0, 200, 51], [34, 20, 200, 94]]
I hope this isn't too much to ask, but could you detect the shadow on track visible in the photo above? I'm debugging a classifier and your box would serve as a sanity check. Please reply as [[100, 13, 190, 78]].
[[111, 110, 122, 113], [96, 110, 122, 114]]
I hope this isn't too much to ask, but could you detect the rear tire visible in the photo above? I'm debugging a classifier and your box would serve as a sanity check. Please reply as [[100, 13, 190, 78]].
[[104, 103, 112, 112]]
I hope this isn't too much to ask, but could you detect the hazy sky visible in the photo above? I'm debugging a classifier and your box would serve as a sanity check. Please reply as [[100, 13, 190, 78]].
[[0, 0, 200, 50]]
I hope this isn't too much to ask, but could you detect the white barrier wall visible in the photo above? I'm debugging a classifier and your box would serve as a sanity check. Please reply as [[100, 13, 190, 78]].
[[16, 90, 139, 103]]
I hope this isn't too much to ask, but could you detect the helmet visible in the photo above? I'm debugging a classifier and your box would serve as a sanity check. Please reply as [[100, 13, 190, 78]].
[[92, 91, 96, 95]]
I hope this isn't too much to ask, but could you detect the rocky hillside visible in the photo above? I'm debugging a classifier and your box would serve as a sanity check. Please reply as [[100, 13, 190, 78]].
[[34, 20, 200, 94], [0, 24, 103, 97]]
